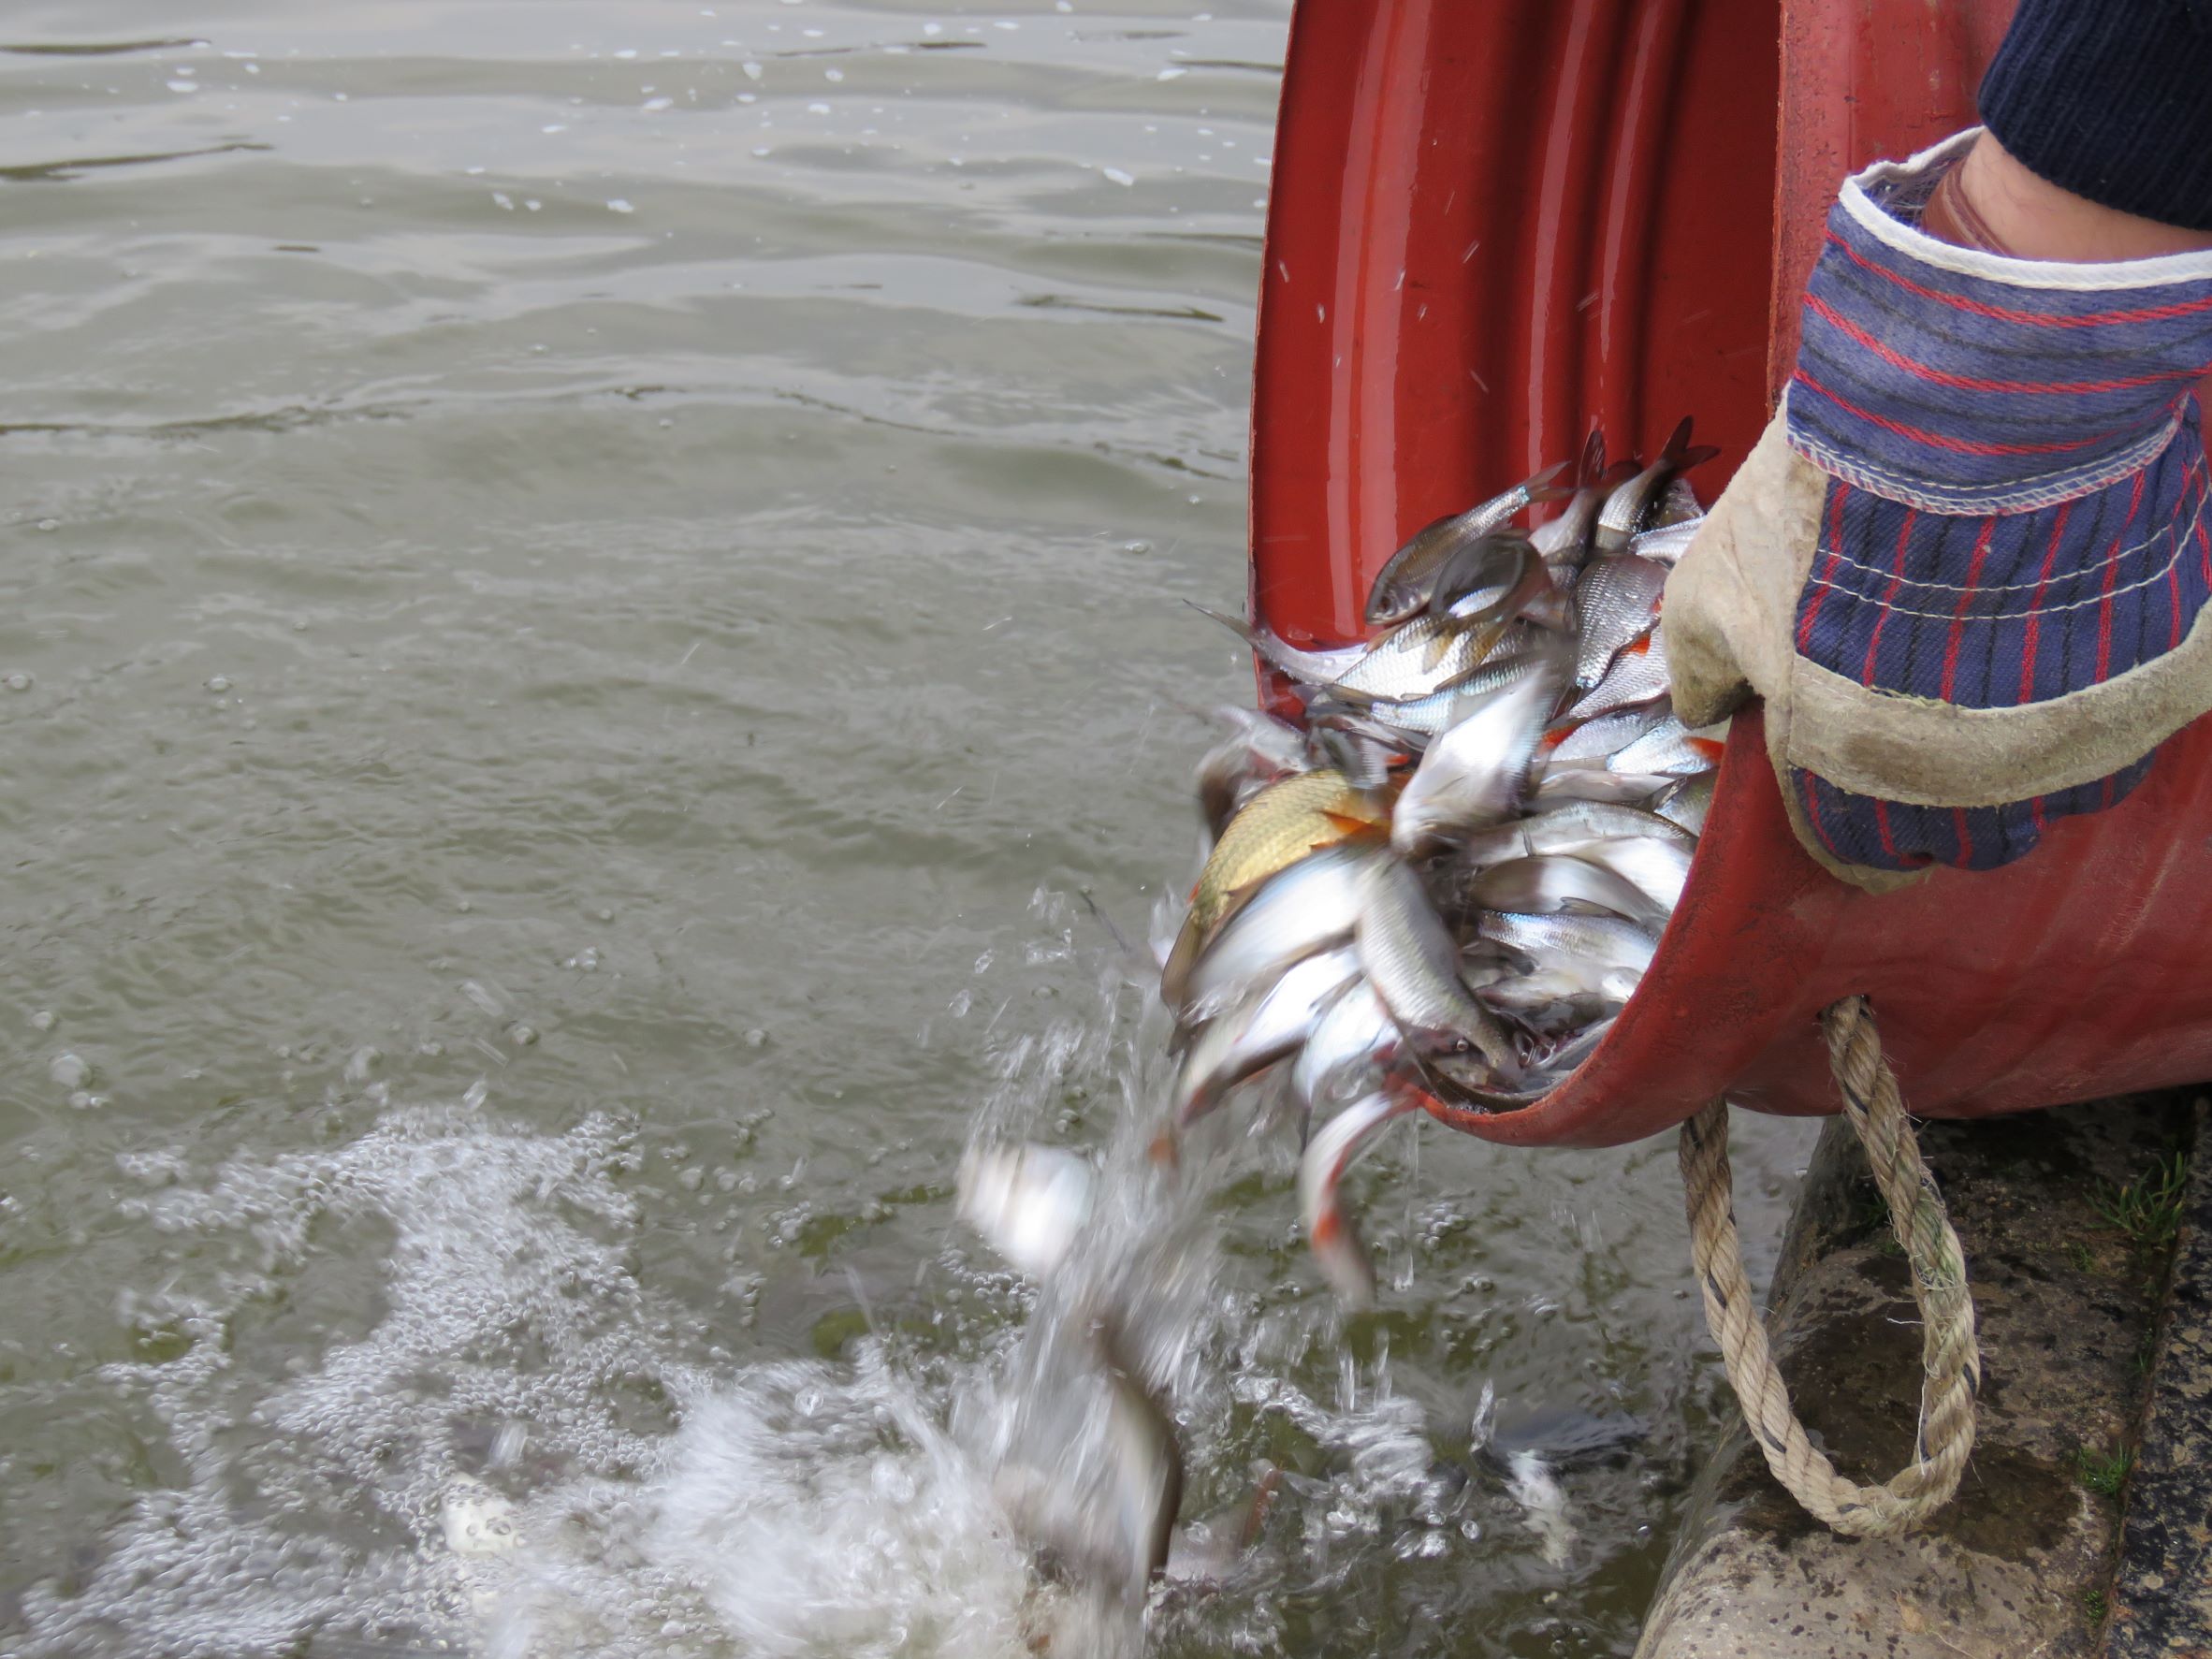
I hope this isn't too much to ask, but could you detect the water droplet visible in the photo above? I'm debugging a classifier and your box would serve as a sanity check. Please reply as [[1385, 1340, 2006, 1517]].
[[607, 198, 635, 213], [205, 676, 231, 692], [642, 95, 673, 111], [50, 1053, 90, 1089], [30, 1010, 53, 1031], [1101, 167, 1134, 186], [741, 60, 764, 80], [36, 519, 57, 532], [743, 1028, 767, 1049], [4, 673, 32, 692], [507, 1022, 539, 1047]]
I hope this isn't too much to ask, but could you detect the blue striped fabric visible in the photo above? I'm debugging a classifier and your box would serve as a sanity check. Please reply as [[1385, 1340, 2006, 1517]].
[[1777, 135, 2212, 873]]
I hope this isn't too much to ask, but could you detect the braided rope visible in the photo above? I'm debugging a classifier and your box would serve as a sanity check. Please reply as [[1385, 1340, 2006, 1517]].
[[1678, 996, 1982, 1536]]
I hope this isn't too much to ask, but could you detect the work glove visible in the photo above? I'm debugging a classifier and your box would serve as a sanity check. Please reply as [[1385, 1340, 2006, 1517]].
[[1666, 129, 2212, 892]]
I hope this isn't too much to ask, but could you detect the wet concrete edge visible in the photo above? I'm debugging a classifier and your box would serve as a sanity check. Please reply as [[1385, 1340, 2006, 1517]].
[[1634, 1091, 2202, 1659]]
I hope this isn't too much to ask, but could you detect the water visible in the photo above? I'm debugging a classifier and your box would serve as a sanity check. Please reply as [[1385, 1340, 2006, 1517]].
[[0, 4, 1817, 1654]]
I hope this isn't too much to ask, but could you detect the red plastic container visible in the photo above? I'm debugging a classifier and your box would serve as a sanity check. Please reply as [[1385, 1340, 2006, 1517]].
[[1251, 0, 2212, 1147]]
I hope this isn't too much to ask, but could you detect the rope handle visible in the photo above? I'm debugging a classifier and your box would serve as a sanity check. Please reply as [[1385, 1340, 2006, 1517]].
[[1679, 995, 1982, 1537]]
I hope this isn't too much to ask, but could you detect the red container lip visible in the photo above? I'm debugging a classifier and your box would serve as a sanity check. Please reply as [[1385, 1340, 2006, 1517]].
[[1251, 1, 2212, 1143]]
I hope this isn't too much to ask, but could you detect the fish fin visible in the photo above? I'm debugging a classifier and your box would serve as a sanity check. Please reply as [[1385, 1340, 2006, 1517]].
[[1574, 429, 1607, 490], [1157, 912, 1205, 1010], [1658, 415, 1720, 474], [1620, 634, 1652, 657], [1183, 600, 1259, 646], [1686, 737, 1727, 763], [1317, 809, 1388, 837], [1596, 458, 1641, 490]]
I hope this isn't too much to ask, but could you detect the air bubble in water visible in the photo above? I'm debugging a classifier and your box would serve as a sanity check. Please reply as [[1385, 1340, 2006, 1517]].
[[31, 1009, 54, 1030], [50, 1052, 90, 1089], [206, 676, 231, 692], [4, 673, 31, 691]]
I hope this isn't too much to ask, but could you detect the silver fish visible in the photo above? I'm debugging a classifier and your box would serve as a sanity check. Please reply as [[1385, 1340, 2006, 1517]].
[[1561, 626, 1670, 723], [1327, 610, 1540, 704], [1594, 417, 1718, 554], [1609, 716, 1727, 777], [1566, 836, 1695, 917], [1474, 910, 1658, 983], [1547, 705, 1668, 765], [1654, 772, 1716, 834], [956, 1142, 1094, 1281], [1528, 429, 1611, 579], [1357, 859, 1520, 1077], [1290, 977, 1400, 1113], [1628, 514, 1703, 566], [1185, 606, 1370, 686], [1472, 967, 1622, 1029], [1180, 843, 1376, 1016], [1518, 798, 1697, 850], [1465, 853, 1669, 928], [1174, 946, 1360, 1126], [1570, 554, 1668, 690], [1526, 761, 1679, 807], [1312, 650, 1544, 739], [1649, 475, 1706, 530], [1297, 1090, 1416, 1308], [1364, 464, 1570, 626], [1391, 656, 1565, 855]]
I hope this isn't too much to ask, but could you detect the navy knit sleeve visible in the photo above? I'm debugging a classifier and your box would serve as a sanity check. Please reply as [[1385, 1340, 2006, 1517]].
[[1979, 0, 2212, 233]]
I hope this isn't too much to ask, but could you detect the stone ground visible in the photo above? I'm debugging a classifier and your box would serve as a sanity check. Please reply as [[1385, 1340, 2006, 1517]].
[[1636, 1093, 2208, 1659]]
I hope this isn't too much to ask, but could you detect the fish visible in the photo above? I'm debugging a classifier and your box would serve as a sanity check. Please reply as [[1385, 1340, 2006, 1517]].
[[1473, 910, 1658, 982], [1160, 768, 1385, 1007], [1560, 627, 1670, 724], [1308, 650, 1545, 739], [1649, 474, 1706, 531], [1193, 706, 1314, 838], [1289, 978, 1401, 1117], [1609, 716, 1727, 777], [1528, 429, 1608, 575], [1297, 1091, 1417, 1308], [1173, 946, 1361, 1126], [1594, 417, 1719, 554], [1627, 514, 1703, 566], [1357, 859, 1521, 1079], [1654, 771, 1716, 834], [1179, 842, 1377, 1017], [1470, 967, 1622, 1029], [1096, 1319, 1186, 1594], [1364, 463, 1570, 626], [1546, 705, 1668, 765], [1515, 798, 1696, 851], [1184, 607, 1371, 686], [1526, 763, 1679, 807], [1423, 529, 1549, 621], [956, 1142, 1095, 1281], [1325, 610, 1537, 705], [1464, 854, 1670, 929], [1391, 655, 1565, 856], [1570, 554, 1669, 690], [1566, 835, 1695, 917]]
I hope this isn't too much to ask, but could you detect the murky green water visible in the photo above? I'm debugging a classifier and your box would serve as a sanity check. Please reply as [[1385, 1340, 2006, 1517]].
[[0, 6, 1817, 1655]]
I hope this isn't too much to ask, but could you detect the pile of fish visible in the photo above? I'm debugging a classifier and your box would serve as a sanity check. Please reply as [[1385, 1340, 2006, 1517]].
[[1167, 421, 1724, 1308]]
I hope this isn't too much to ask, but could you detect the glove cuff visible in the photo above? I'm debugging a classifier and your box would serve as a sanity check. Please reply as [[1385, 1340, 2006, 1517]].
[[1785, 128, 2212, 516]]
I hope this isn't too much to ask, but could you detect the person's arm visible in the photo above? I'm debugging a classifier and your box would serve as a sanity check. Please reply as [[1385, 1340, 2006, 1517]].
[[1974, 0, 2212, 240]]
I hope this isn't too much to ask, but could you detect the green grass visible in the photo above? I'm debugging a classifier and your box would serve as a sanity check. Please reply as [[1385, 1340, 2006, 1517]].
[[2063, 1240, 2096, 1273], [2094, 1153, 2191, 1249], [2084, 1587, 2108, 1624], [2074, 1443, 2133, 1498]]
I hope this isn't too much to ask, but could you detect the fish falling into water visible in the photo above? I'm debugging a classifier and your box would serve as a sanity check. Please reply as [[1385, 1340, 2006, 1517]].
[[963, 424, 1719, 1611], [1175, 420, 1722, 1302]]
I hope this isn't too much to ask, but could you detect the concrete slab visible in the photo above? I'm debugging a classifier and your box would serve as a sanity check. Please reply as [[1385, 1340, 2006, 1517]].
[[1637, 1096, 2196, 1659]]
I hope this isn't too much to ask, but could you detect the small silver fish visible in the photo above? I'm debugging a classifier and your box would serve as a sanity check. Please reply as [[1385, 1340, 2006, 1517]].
[[1547, 705, 1668, 765], [1594, 418, 1718, 555], [1185, 606, 1370, 687], [1180, 843, 1376, 1017], [1627, 515, 1703, 566], [1609, 716, 1727, 777], [1516, 798, 1697, 851], [1533, 432, 1641, 582], [1391, 656, 1565, 855], [1474, 910, 1658, 983], [1364, 464, 1570, 626], [1527, 763, 1680, 807], [1465, 854, 1669, 928], [1357, 859, 1520, 1078], [1311, 650, 1544, 739], [1290, 977, 1400, 1114], [1566, 836, 1695, 917], [1298, 1091, 1416, 1307], [1654, 772, 1716, 834], [1174, 946, 1360, 1126], [1561, 627, 1670, 724], [1570, 554, 1669, 690]]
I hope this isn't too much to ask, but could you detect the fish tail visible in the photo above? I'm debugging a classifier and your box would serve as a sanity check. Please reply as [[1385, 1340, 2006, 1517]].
[[1573, 429, 1607, 491], [1522, 458, 1574, 505], [1183, 599, 1259, 646], [1659, 415, 1720, 474]]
